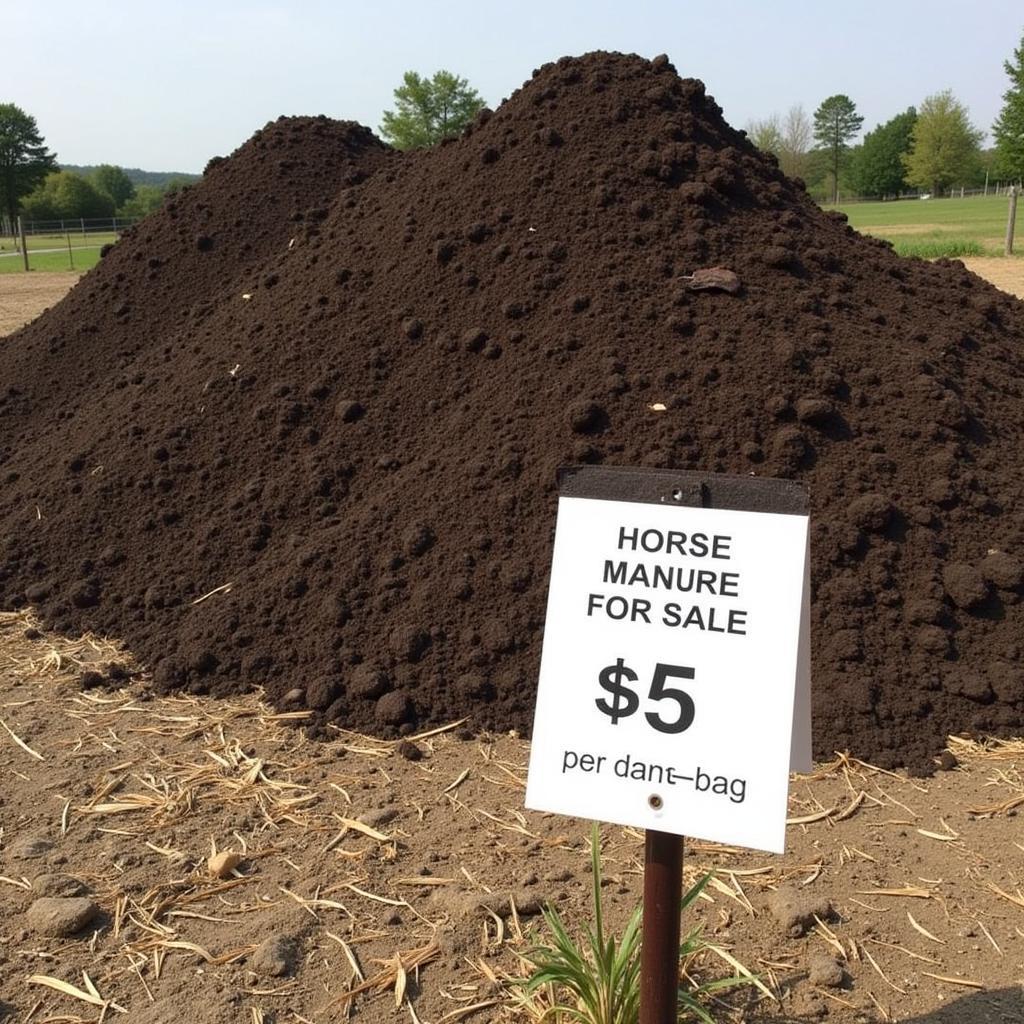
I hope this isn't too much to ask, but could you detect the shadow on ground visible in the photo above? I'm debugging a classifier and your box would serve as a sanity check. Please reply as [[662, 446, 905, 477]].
[[764, 986, 1023, 1023]]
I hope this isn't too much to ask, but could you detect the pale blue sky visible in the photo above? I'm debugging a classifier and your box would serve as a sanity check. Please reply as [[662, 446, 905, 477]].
[[12, 1, 1021, 172]]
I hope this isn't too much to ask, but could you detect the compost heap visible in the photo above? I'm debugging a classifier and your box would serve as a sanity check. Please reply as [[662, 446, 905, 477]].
[[2, 53, 1023, 771]]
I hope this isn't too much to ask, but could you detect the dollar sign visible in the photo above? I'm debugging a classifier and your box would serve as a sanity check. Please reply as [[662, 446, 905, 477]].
[[595, 658, 640, 725]]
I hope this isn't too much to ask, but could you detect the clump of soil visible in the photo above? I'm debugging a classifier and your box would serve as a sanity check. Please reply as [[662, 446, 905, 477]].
[[1, 52, 1023, 770]]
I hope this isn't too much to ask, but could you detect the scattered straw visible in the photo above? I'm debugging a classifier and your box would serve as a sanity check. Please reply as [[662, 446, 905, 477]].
[[906, 912, 945, 945], [27, 973, 126, 1014], [920, 972, 984, 990], [191, 582, 233, 605], [985, 880, 1024, 910], [442, 768, 471, 795], [329, 940, 440, 1009], [856, 886, 934, 899], [0, 714, 44, 760], [334, 816, 391, 842]]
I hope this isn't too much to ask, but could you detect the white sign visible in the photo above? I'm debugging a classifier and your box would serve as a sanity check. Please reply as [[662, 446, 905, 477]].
[[526, 495, 810, 854]]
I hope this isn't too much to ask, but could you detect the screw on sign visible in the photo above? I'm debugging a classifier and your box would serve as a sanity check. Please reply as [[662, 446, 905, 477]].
[[525, 466, 811, 1024]]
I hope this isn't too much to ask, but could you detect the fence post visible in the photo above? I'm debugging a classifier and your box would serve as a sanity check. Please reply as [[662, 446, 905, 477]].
[[17, 216, 28, 271], [80, 217, 86, 238], [1005, 186, 1018, 256]]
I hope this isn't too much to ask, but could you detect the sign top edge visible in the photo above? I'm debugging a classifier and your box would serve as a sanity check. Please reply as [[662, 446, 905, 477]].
[[557, 466, 809, 516]]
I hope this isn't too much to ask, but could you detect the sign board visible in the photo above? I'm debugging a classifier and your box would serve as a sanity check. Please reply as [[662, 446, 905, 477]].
[[525, 467, 810, 854]]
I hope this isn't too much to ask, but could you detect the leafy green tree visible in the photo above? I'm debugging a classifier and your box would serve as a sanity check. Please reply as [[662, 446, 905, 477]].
[[746, 114, 783, 157], [118, 183, 166, 219], [813, 95, 864, 202], [380, 70, 485, 149], [20, 171, 114, 221], [993, 34, 1024, 180], [162, 174, 194, 193], [903, 90, 982, 196], [90, 164, 135, 209], [18, 187, 58, 221], [977, 147, 998, 188], [848, 107, 917, 198], [0, 103, 57, 229]]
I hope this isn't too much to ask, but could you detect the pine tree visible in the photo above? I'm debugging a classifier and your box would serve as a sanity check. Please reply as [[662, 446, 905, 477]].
[[813, 95, 864, 203]]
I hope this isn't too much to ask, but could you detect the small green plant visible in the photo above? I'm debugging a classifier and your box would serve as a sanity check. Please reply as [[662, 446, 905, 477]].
[[514, 825, 762, 1024]]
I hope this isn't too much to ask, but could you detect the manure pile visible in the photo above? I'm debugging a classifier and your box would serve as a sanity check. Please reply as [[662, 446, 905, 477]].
[[1, 53, 1023, 770]]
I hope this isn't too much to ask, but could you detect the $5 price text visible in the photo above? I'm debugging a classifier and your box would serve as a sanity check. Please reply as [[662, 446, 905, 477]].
[[595, 659, 696, 734]]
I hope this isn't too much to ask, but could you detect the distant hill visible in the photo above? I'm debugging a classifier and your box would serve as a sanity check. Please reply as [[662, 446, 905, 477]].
[[59, 164, 202, 188]]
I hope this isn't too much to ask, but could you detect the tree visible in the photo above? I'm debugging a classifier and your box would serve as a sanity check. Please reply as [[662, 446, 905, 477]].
[[380, 70, 485, 149], [813, 95, 864, 203], [993, 34, 1024, 181], [0, 103, 57, 229], [848, 107, 917, 198], [20, 171, 114, 221], [778, 105, 813, 180], [746, 114, 783, 156], [90, 164, 135, 209], [745, 106, 814, 181], [903, 90, 982, 196], [118, 184, 166, 219]]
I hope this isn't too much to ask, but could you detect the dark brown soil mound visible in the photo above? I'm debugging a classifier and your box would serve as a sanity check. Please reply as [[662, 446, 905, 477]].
[[1, 116, 387, 400], [2, 53, 1023, 770]]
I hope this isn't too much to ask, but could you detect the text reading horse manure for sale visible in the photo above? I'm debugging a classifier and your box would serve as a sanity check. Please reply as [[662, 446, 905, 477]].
[[526, 467, 811, 854]]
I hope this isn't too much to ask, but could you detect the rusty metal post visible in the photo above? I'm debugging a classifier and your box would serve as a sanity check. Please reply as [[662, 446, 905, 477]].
[[640, 830, 683, 1024]]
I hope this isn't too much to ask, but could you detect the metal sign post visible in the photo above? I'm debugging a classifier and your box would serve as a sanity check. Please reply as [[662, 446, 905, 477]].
[[641, 830, 684, 1024]]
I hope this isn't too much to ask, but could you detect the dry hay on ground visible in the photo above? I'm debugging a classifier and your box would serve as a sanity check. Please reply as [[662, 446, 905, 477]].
[[0, 613, 1021, 1023]]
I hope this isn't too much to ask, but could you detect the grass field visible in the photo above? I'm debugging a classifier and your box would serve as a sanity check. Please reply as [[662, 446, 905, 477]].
[[0, 231, 115, 274], [0, 249, 103, 273], [835, 193, 1020, 258]]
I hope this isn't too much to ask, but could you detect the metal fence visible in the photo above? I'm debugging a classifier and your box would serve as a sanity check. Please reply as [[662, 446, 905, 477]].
[[21, 216, 138, 237], [833, 182, 1024, 205], [1, 216, 139, 272]]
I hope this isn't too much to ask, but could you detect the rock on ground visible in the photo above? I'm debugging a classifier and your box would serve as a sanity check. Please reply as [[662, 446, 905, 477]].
[[250, 934, 298, 977], [26, 896, 100, 937], [767, 885, 832, 938]]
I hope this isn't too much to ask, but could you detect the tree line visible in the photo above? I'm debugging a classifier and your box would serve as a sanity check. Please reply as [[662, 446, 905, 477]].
[[748, 33, 1024, 202], [0, 103, 196, 229], [0, 71, 481, 230], [748, 92, 984, 203], [17, 164, 192, 223], [5, 36, 1024, 225]]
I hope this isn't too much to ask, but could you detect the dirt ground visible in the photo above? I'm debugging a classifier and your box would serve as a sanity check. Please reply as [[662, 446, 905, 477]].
[[960, 258, 1024, 299], [0, 611, 1021, 1024], [0, 273, 82, 337]]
